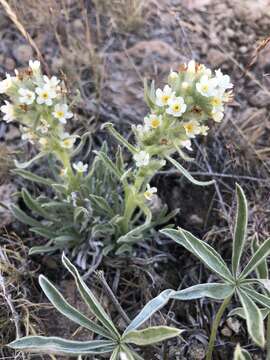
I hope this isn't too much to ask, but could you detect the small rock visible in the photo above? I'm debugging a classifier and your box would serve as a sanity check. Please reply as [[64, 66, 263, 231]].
[[189, 214, 204, 225], [221, 325, 232, 337], [226, 28, 235, 38], [227, 317, 241, 334], [207, 48, 227, 67], [51, 57, 64, 73], [5, 125, 21, 141], [0, 183, 17, 227], [249, 90, 270, 107], [13, 44, 33, 64], [239, 46, 248, 54]]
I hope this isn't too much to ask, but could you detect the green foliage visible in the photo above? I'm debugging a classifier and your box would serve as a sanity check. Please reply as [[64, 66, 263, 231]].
[[161, 184, 270, 351], [233, 344, 252, 360], [8, 254, 181, 358]]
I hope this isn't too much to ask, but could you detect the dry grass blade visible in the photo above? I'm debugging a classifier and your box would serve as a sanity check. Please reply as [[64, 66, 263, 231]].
[[0, 0, 48, 73]]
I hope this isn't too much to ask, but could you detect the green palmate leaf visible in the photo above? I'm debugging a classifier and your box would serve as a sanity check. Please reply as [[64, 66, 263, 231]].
[[232, 184, 248, 276], [233, 344, 252, 360], [229, 307, 270, 320], [123, 289, 175, 335], [237, 288, 265, 348], [62, 254, 120, 340], [252, 236, 268, 279], [110, 346, 121, 360], [122, 326, 182, 346], [8, 336, 116, 355], [39, 275, 113, 340], [161, 228, 234, 282], [166, 156, 215, 186], [10, 204, 41, 227], [239, 238, 270, 279], [12, 169, 53, 186], [119, 346, 136, 360], [14, 152, 46, 169], [171, 283, 235, 301], [241, 286, 270, 310]]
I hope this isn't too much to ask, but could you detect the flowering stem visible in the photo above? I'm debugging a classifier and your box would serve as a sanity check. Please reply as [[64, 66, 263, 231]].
[[206, 295, 232, 360]]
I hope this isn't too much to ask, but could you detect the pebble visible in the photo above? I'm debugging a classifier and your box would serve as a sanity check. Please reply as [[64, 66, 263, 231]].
[[207, 48, 227, 67], [4, 57, 16, 71], [13, 44, 33, 64]]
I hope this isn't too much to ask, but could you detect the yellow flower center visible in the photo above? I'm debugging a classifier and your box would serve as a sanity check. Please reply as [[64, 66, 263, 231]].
[[150, 118, 160, 128], [202, 84, 209, 92], [211, 97, 222, 107], [42, 92, 49, 99], [162, 95, 169, 103], [173, 104, 181, 112], [56, 111, 64, 118], [144, 191, 151, 199], [184, 124, 194, 133], [63, 139, 71, 146]]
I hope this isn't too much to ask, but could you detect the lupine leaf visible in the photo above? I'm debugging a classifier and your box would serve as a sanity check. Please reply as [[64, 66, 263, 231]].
[[62, 254, 120, 340], [166, 156, 215, 186], [252, 236, 268, 279], [123, 289, 175, 335], [232, 184, 248, 276], [237, 288, 265, 348], [239, 238, 270, 279], [8, 336, 116, 355], [241, 286, 270, 310], [119, 346, 136, 360], [110, 346, 120, 360], [171, 283, 235, 301], [229, 307, 270, 320], [39, 275, 113, 339], [122, 326, 182, 346], [161, 228, 234, 282], [233, 344, 252, 360]]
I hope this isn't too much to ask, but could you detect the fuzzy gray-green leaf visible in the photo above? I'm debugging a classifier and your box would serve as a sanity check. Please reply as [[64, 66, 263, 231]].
[[123, 289, 175, 335], [171, 283, 235, 301], [237, 288, 265, 348], [166, 156, 215, 186], [252, 236, 268, 279], [161, 228, 233, 282], [122, 326, 182, 346], [234, 344, 252, 360], [8, 336, 115, 355], [62, 254, 120, 340], [239, 238, 270, 279], [232, 184, 248, 276], [229, 307, 270, 320], [39, 275, 113, 339]]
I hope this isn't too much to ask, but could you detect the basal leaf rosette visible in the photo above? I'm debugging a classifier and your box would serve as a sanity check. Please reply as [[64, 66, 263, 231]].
[[135, 60, 233, 159]]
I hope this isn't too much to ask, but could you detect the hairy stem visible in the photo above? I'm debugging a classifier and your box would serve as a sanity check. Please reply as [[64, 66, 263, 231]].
[[206, 295, 232, 360]]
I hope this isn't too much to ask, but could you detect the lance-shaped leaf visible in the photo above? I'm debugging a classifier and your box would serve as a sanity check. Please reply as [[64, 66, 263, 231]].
[[237, 288, 265, 348], [102, 123, 137, 154], [239, 238, 270, 279], [8, 337, 116, 355], [123, 289, 175, 335], [21, 189, 54, 220], [62, 254, 120, 340], [12, 169, 53, 186], [232, 184, 248, 276], [10, 204, 41, 227], [233, 344, 252, 360], [166, 156, 215, 186], [122, 326, 182, 346], [252, 236, 268, 279], [161, 228, 234, 282], [95, 150, 122, 180], [14, 152, 46, 169], [110, 346, 121, 360], [39, 275, 113, 339], [241, 286, 270, 310], [171, 283, 235, 301], [229, 307, 270, 320]]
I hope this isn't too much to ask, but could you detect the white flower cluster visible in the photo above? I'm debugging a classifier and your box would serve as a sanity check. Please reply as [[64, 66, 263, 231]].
[[0, 60, 74, 151], [133, 60, 233, 166]]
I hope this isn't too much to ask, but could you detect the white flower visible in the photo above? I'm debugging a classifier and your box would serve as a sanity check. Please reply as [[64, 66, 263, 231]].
[[144, 184, 157, 200], [0, 74, 13, 94], [21, 126, 36, 144], [200, 125, 209, 136], [210, 96, 224, 112], [144, 114, 162, 129], [1, 101, 15, 122], [168, 70, 178, 82], [39, 137, 48, 147], [18, 88, 36, 105], [119, 352, 129, 360], [156, 85, 175, 107], [52, 103, 73, 124], [187, 60, 196, 73], [60, 134, 76, 149], [215, 69, 233, 91], [73, 161, 88, 173], [183, 120, 201, 138], [196, 75, 217, 97], [180, 139, 193, 151], [43, 75, 60, 89], [29, 60, 40, 74], [134, 151, 150, 167], [212, 110, 224, 123], [36, 84, 57, 106], [166, 96, 186, 117]]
